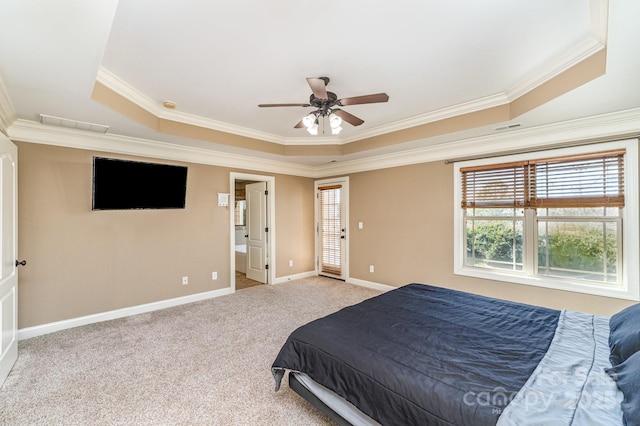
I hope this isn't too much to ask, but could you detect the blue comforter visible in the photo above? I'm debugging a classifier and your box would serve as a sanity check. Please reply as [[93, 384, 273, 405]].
[[272, 284, 561, 425]]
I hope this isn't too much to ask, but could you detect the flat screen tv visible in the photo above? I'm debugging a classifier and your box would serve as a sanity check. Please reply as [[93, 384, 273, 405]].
[[92, 157, 188, 210]]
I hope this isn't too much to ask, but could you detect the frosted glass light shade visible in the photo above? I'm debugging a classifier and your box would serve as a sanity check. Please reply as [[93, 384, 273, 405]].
[[307, 124, 318, 135], [302, 114, 316, 128], [329, 114, 342, 129]]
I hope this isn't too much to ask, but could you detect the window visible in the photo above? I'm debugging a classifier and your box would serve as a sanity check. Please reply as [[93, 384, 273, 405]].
[[454, 140, 639, 300]]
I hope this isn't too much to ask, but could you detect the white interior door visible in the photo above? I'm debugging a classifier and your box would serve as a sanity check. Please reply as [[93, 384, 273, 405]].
[[0, 134, 18, 386], [316, 178, 348, 280], [245, 181, 267, 283]]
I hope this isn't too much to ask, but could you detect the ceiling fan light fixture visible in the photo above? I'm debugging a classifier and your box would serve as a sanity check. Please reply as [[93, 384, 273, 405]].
[[329, 113, 342, 129], [258, 76, 389, 135], [306, 124, 318, 135], [302, 113, 316, 128]]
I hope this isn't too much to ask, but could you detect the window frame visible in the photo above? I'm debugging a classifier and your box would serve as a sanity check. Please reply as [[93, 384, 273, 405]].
[[453, 139, 639, 301]]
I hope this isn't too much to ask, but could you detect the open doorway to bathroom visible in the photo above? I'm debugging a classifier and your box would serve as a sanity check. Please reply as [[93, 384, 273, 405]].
[[230, 173, 275, 291]]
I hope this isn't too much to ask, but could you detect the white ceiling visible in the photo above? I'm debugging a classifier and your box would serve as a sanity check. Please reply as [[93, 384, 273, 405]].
[[0, 0, 639, 167]]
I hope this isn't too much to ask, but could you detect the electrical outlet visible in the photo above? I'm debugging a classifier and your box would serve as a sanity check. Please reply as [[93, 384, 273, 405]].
[[182, 276, 188, 285], [212, 272, 218, 280], [288, 260, 293, 267], [369, 265, 374, 273]]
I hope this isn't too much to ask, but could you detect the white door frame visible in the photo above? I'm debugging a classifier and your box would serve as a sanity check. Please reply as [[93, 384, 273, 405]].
[[229, 172, 275, 291], [315, 177, 349, 280], [0, 135, 18, 386]]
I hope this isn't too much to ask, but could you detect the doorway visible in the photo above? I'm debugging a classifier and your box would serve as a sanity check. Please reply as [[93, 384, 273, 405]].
[[315, 177, 349, 280], [230, 173, 275, 291]]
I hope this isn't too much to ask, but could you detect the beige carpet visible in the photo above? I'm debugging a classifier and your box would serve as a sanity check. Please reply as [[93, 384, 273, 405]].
[[0, 277, 381, 425]]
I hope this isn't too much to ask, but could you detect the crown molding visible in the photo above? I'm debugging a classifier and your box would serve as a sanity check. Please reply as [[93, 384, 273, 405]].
[[314, 107, 640, 177], [7, 119, 317, 178], [95, 0, 611, 149], [507, 0, 608, 102], [8, 108, 640, 180], [591, 0, 609, 44], [506, 38, 605, 102], [339, 93, 511, 144], [96, 67, 287, 144], [0, 73, 16, 136]]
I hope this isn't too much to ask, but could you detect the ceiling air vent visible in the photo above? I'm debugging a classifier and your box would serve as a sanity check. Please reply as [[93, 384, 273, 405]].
[[40, 114, 109, 134]]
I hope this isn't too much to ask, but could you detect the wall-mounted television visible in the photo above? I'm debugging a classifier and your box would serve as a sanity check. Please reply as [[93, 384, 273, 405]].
[[92, 157, 188, 210]]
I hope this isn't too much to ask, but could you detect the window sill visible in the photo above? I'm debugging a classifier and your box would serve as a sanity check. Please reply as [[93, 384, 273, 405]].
[[454, 266, 639, 301]]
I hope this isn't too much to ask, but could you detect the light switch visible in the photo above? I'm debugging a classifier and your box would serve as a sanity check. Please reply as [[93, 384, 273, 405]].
[[358, 221, 363, 229]]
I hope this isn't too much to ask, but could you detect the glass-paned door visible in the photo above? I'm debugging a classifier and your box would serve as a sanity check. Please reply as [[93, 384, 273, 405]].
[[316, 178, 348, 280]]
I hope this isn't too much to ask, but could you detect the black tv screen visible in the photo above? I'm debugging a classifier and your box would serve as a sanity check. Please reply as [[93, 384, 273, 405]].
[[92, 157, 188, 210]]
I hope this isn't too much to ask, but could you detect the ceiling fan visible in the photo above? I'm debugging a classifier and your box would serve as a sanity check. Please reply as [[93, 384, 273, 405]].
[[258, 77, 389, 135]]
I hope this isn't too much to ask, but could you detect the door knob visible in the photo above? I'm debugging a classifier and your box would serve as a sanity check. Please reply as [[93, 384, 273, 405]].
[[15, 260, 26, 267]]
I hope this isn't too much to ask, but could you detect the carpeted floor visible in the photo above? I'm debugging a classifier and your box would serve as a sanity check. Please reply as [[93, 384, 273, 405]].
[[0, 277, 381, 425]]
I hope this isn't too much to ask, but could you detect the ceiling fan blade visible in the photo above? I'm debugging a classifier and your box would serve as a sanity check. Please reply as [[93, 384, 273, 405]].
[[258, 103, 310, 107], [294, 120, 305, 128], [306, 77, 328, 100], [333, 109, 364, 126], [338, 93, 389, 106]]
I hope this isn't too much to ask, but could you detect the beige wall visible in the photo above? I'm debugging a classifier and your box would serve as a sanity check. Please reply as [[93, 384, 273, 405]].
[[16, 142, 315, 328], [274, 174, 316, 274], [348, 160, 637, 316], [16, 140, 637, 329]]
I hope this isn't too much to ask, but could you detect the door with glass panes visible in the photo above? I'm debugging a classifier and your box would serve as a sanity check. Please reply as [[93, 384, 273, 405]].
[[315, 178, 348, 280]]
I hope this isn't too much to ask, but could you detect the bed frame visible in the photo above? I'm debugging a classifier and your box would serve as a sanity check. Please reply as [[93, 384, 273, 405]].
[[288, 373, 352, 426]]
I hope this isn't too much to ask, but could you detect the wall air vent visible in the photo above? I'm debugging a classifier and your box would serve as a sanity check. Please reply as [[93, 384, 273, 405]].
[[40, 114, 109, 134]]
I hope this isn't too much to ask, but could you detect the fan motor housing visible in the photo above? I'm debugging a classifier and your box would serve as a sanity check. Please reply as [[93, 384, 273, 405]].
[[310, 91, 339, 112]]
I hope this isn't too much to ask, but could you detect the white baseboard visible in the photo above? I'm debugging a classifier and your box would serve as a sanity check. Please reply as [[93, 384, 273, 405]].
[[17, 278, 393, 340], [346, 277, 396, 292], [18, 287, 234, 340], [272, 270, 317, 284], [272, 272, 397, 292]]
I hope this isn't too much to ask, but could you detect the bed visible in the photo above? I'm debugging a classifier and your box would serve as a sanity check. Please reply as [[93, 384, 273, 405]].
[[272, 283, 640, 425]]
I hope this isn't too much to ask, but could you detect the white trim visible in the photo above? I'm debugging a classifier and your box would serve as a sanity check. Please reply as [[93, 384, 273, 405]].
[[590, 0, 610, 44], [99, 62, 508, 145], [339, 93, 510, 143], [346, 277, 395, 293], [97, 67, 287, 145], [99, 67, 509, 146], [453, 138, 639, 301], [0, 73, 16, 135], [17, 287, 233, 340], [315, 107, 640, 177], [507, 37, 605, 102], [272, 270, 317, 284], [8, 119, 315, 178], [96, 4, 609, 148], [7, 108, 640, 180], [229, 172, 276, 290]]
